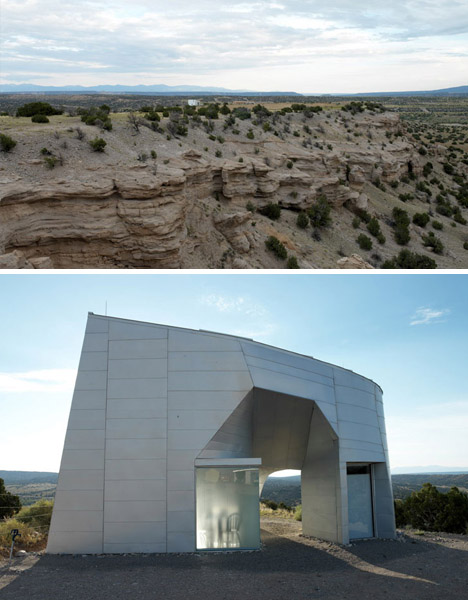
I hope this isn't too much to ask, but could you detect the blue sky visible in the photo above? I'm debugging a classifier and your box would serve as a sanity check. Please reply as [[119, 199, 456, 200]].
[[2, 0, 467, 93], [0, 273, 467, 472]]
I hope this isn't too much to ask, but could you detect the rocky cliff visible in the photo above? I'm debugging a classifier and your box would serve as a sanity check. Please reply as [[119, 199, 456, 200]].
[[0, 107, 465, 269]]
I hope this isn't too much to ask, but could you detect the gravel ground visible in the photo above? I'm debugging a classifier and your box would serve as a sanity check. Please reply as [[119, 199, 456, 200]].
[[1, 518, 467, 600]]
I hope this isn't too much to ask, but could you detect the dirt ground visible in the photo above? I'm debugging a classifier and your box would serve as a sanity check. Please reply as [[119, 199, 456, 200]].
[[0, 518, 467, 600]]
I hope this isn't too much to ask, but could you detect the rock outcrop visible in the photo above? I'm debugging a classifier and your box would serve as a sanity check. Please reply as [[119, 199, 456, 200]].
[[0, 110, 430, 269]]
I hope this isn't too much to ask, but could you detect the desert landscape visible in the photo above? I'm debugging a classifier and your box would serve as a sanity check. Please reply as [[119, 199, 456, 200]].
[[1, 95, 467, 269]]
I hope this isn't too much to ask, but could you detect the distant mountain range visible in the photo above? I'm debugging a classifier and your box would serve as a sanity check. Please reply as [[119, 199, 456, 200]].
[[0, 83, 299, 96], [0, 83, 466, 96]]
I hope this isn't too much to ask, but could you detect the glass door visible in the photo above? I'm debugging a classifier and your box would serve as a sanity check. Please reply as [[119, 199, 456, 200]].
[[196, 467, 260, 550], [347, 464, 374, 539]]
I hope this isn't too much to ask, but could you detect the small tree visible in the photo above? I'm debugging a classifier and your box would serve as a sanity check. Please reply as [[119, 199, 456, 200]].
[[0, 478, 21, 518], [357, 233, 372, 250], [259, 203, 281, 221], [307, 195, 331, 228], [265, 236, 287, 259]]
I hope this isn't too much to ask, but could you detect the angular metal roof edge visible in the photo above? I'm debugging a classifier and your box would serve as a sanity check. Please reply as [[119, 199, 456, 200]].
[[88, 312, 383, 393]]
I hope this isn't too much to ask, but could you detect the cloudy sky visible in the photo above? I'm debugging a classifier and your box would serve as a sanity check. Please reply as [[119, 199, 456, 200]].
[[2, 0, 467, 92], [0, 273, 467, 473]]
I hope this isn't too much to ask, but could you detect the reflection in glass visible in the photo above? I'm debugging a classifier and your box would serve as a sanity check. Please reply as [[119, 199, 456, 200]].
[[347, 465, 374, 539], [196, 467, 260, 550]]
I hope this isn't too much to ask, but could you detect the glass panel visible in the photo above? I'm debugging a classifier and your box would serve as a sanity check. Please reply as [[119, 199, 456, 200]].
[[196, 467, 260, 550], [347, 471, 374, 539]]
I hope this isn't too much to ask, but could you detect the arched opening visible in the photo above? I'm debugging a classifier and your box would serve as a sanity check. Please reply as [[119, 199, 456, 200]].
[[196, 388, 342, 549]]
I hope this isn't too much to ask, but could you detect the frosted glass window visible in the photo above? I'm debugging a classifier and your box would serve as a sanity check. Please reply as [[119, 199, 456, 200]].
[[196, 467, 260, 550], [347, 465, 374, 539]]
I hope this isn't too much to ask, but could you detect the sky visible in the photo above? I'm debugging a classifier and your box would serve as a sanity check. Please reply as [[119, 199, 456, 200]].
[[1, 1, 467, 93], [0, 272, 467, 474]]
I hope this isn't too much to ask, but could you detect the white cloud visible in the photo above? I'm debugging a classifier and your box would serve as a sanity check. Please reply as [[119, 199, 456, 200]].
[[0, 369, 76, 393], [410, 307, 450, 326], [201, 294, 267, 317], [1, 0, 467, 91]]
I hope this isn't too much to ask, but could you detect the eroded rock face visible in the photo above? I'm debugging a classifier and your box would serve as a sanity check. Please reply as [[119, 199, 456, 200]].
[[0, 111, 424, 269], [337, 254, 374, 269]]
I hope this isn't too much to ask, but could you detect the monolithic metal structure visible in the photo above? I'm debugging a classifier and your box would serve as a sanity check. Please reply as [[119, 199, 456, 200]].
[[47, 313, 395, 554]]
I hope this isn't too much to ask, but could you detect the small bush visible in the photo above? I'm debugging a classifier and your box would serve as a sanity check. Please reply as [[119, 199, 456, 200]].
[[16, 500, 53, 530], [265, 236, 288, 259], [286, 160, 293, 169], [399, 193, 414, 202], [89, 137, 107, 152], [367, 217, 382, 238], [246, 201, 256, 213], [296, 212, 309, 229], [307, 196, 331, 228], [294, 505, 302, 521], [422, 232, 444, 254], [463, 241, 468, 250], [16, 102, 62, 117], [432, 220, 443, 230], [259, 203, 281, 221], [246, 130, 255, 140], [357, 233, 372, 250], [44, 156, 59, 169], [413, 212, 430, 228], [287, 256, 300, 269], [382, 249, 437, 269], [352, 216, 361, 229], [0, 133, 16, 152]]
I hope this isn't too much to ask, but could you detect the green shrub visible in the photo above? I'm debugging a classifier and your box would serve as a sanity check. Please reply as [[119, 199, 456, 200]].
[[16, 102, 62, 117], [89, 137, 107, 152], [432, 220, 443, 230], [246, 129, 255, 140], [307, 195, 331, 228], [394, 224, 411, 245], [296, 212, 309, 229], [44, 156, 59, 169], [399, 483, 468, 534], [398, 193, 414, 202], [232, 107, 251, 120], [0, 478, 21, 518], [443, 163, 455, 175], [259, 203, 281, 220], [352, 216, 361, 229], [367, 217, 381, 238], [382, 249, 437, 269], [463, 241, 468, 250], [0, 133, 16, 152], [392, 207, 411, 245], [265, 236, 287, 259], [31, 114, 49, 123], [287, 256, 300, 269], [16, 499, 54, 530], [413, 212, 430, 227], [246, 201, 256, 213], [422, 232, 444, 254], [357, 233, 372, 250], [294, 505, 302, 521], [286, 160, 293, 169], [78, 107, 112, 130]]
